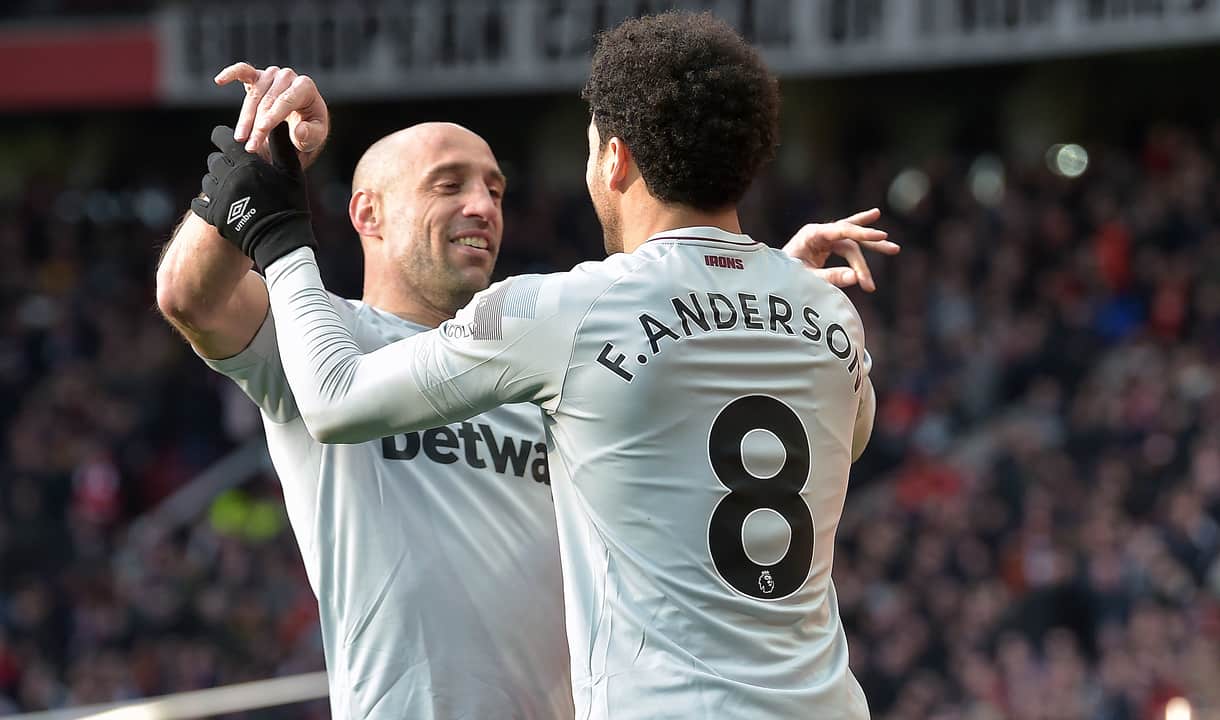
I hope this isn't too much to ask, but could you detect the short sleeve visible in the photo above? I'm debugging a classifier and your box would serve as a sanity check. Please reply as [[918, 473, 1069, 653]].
[[202, 309, 300, 424]]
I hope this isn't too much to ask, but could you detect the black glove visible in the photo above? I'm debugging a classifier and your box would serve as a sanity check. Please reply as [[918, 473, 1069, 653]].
[[191, 123, 316, 271]]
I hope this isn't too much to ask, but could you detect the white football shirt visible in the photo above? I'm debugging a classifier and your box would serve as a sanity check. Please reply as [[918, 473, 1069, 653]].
[[204, 292, 573, 720], [265, 226, 875, 719]]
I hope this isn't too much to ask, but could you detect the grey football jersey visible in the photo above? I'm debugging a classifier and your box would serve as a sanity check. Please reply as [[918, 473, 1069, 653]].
[[204, 294, 572, 720], [265, 226, 875, 719]]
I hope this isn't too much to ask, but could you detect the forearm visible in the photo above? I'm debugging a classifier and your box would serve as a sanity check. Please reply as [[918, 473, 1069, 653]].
[[156, 210, 268, 359], [158, 211, 251, 311], [264, 248, 460, 443]]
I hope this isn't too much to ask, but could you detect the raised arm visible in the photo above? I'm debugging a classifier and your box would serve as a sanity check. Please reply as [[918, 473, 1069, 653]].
[[156, 63, 330, 359], [261, 249, 565, 442], [156, 213, 267, 359]]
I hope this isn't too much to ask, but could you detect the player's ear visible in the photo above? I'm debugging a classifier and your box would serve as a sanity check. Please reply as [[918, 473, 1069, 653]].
[[607, 136, 633, 192], [349, 189, 381, 239]]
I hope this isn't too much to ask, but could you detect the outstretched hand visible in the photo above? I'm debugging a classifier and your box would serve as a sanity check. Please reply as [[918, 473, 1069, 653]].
[[783, 208, 899, 292]]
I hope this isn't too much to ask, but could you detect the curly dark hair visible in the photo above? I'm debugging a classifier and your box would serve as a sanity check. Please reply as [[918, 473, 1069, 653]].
[[581, 11, 780, 211]]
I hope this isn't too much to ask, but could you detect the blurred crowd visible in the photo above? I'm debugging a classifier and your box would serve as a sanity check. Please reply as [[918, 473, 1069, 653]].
[[821, 124, 1220, 720], [0, 127, 328, 715], [1, 108, 1218, 719]]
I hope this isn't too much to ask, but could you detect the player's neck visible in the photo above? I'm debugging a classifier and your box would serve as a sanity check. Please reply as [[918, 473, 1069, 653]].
[[361, 285, 456, 329], [622, 203, 742, 253]]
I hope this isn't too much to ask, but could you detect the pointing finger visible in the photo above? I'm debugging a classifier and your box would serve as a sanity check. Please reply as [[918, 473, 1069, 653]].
[[249, 68, 298, 152], [214, 61, 260, 86], [838, 207, 881, 227], [833, 221, 889, 243], [234, 65, 278, 143]]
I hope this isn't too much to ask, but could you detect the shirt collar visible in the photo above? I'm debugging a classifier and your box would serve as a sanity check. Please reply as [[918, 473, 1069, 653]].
[[645, 226, 759, 247]]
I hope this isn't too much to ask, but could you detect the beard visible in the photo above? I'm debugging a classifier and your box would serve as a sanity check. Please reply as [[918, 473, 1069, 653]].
[[398, 233, 493, 316], [590, 183, 623, 255]]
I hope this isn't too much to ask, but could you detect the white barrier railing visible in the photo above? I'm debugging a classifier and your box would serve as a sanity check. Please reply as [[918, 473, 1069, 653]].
[[0, 672, 328, 720]]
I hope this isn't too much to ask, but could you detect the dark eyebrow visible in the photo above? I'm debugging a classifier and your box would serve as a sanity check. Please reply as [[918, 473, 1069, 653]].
[[423, 162, 507, 189]]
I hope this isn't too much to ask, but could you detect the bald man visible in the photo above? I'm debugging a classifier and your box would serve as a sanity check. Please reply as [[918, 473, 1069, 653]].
[[158, 63, 895, 720], [158, 121, 572, 719]]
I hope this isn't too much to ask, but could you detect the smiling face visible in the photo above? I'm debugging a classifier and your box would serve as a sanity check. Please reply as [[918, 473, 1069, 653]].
[[374, 124, 506, 314]]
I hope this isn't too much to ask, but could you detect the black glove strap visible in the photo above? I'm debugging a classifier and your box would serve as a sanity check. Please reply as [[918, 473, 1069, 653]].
[[248, 209, 315, 271]]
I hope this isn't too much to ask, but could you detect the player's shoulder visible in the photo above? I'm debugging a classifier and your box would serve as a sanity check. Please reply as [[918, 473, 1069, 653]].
[[761, 246, 855, 301], [798, 264, 868, 340], [446, 271, 577, 335], [470, 272, 557, 311], [487, 258, 644, 318], [571, 250, 672, 293], [555, 252, 651, 288], [754, 245, 869, 335], [554, 253, 662, 317]]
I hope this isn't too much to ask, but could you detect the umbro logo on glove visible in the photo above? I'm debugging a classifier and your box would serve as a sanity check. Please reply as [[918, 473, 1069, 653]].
[[226, 196, 255, 228], [191, 123, 316, 271]]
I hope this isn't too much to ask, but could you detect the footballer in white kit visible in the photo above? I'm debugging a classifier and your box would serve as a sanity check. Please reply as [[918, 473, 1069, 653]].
[[205, 289, 571, 720], [259, 226, 873, 719]]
